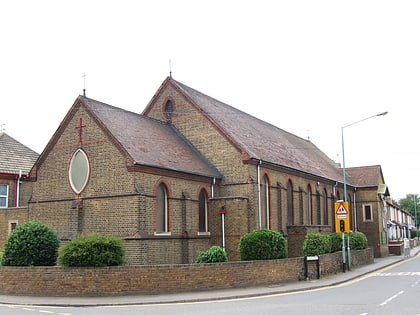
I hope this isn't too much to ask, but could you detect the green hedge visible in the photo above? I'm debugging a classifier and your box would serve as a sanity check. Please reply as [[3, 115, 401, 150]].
[[302, 232, 331, 256], [2, 220, 59, 266], [194, 246, 228, 263], [58, 233, 125, 267], [238, 229, 287, 261]]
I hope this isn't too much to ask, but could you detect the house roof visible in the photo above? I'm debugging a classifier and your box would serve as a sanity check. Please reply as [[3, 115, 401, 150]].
[[0, 132, 39, 175], [81, 97, 222, 179], [346, 165, 385, 188], [170, 78, 344, 182]]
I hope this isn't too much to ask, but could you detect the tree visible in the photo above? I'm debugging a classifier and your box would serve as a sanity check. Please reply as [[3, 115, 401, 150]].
[[2, 220, 59, 266], [399, 194, 419, 227]]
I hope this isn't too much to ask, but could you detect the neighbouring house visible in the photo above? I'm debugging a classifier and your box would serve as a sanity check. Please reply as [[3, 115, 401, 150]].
[[0, 132, 39, 244], [1, 77, 397, 263]]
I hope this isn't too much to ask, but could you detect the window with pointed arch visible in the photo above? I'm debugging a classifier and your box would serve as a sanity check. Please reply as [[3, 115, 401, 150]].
[[307, 184, 313, 225], [315, 190, 321, 225], [261, 174, 270, 229], [198, 189, 209, 235], [322, 188, 328, 225], [287, 180, 294, 225], [155, 183, 170, 235]]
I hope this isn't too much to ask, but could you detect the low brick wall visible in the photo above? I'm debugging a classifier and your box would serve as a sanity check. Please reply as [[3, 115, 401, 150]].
[[0, 248, 373, 297]]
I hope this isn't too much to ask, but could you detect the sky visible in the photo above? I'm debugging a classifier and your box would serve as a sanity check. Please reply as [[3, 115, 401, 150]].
[[1, 1, 419, 201]]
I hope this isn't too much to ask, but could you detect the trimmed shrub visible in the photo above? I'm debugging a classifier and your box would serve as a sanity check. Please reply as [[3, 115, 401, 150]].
[[349, 231, 368, 250], [194, 246, 228, 263], [330, 233, 345, 253], [58, 233, 125, 267], [302, 232, 331, 256], [238, 229, 287, 261], [2, 220, 59, 266]]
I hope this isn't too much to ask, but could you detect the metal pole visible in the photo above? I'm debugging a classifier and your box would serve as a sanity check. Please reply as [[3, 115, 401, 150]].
[[415, 195, 418, 241], [342, 232, 346, 272], [341, 111, 387, 273], [221, 213, 226, 251]]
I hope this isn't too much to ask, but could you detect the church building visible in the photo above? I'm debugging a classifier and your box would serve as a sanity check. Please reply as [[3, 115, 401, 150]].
[[21, 77, 391, 263]]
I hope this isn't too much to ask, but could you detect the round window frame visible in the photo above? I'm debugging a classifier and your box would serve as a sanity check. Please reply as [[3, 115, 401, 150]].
[[68, 148, 90, 194]]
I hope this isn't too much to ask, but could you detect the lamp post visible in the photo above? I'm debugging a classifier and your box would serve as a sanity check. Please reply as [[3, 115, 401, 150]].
[[340, 111, 387, 271], [414, 195, 418, 241], [341, 111, 388, 203]]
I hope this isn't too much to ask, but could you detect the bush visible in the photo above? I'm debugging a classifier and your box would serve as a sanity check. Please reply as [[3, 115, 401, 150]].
[[349, 231, 368, 250], [58, 233, 125, 267], [330, 233, 345, 253], [194, 246, 228, 263], [302, 232, 331, 256], [2, 220, 59, 266], [238, 229, 287, 261], [410, 229, 419, 239]]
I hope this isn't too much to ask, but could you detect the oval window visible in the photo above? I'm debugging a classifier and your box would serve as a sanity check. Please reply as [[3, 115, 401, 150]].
[[69, 149, 90, 194]]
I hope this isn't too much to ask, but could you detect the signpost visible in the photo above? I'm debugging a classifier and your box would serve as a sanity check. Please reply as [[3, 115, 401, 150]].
[[335, 201, 350, 272]]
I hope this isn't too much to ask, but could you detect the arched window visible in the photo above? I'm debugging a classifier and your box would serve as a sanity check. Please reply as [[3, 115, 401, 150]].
[[307, 185, 313, 225], [261, 175, 270, 229], [287, 180, 294, 225], [198, 189, 208, 233], [164, 100, 174, 120], [316, 191, 321, 225], [156, 183, 169, 233], [323, 188, 328, 225]]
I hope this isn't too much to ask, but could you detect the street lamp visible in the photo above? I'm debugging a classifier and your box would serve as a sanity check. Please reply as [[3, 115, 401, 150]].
[[414, 195, 419, 240], [340, 111, 387, 272], [341, 111, 388, 203]]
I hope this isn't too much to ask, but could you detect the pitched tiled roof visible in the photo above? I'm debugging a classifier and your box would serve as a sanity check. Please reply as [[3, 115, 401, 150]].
[[0, 133, 39, 175], [81, 97, 222, 179], [346, 165, 383, 188], [171, 79, 344, 182]]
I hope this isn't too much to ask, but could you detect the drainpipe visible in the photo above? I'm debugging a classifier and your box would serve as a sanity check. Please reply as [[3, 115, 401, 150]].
[[211, 177, 215, 198], [353, 187, 357, 231], [15, 170, 22, 208], [257, 160, 262, 229]]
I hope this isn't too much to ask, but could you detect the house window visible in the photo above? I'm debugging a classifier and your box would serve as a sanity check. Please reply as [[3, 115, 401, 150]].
[[363, 204, 373, 222], [8, 220, 17, 234], [198, 189, 209, 234], [69, 149, 90, 194], [259, 175, 271, 229], [156, 183, 169, 234], [0, 184, 8, 208]]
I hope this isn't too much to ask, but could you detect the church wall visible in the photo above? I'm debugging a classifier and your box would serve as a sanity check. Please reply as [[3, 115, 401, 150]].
[[25, 105, 220, 264], [144, 84, 344, 258]]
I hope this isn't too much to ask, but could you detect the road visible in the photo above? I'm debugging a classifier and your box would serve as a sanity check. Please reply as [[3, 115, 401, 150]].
[[2, 256, 420, 315]]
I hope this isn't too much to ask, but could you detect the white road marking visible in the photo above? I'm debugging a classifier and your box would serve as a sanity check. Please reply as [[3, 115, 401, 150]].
[[380, 290, 404, 306]]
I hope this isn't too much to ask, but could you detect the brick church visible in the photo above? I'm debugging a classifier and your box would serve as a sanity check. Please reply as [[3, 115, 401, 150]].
[[23, 77, 390, 264]]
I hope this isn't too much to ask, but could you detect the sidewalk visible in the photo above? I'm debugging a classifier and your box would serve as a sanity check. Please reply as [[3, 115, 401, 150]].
[[1, 247, 419, 307]]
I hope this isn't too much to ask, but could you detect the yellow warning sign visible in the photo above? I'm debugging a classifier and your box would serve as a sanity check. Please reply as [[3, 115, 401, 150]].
[[334, 201, 350, 233]]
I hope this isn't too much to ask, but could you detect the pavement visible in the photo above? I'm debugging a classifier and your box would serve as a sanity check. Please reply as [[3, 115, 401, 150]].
[[1, 247, 419, 307]]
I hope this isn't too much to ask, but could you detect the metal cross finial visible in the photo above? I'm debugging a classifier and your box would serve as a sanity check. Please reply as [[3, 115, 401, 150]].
[[82, 73, 87, 97]]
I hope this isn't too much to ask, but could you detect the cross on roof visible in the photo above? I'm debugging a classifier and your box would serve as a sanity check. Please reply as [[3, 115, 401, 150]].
[[75, 117, 86, 144]]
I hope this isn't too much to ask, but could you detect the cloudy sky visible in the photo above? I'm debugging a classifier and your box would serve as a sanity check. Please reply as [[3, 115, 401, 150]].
[[1, 1, 419, 200]]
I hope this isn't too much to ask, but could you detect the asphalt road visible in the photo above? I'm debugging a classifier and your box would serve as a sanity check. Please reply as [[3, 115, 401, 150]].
[[2, 255, 419, 315]]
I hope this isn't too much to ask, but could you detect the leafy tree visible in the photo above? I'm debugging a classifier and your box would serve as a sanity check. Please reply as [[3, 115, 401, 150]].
[[58, 233, 125, 267], [238, 229, 287, 261], [194, 246, 228, 263], [399, 194, 419, 227], [2, 220, 59, 266]]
